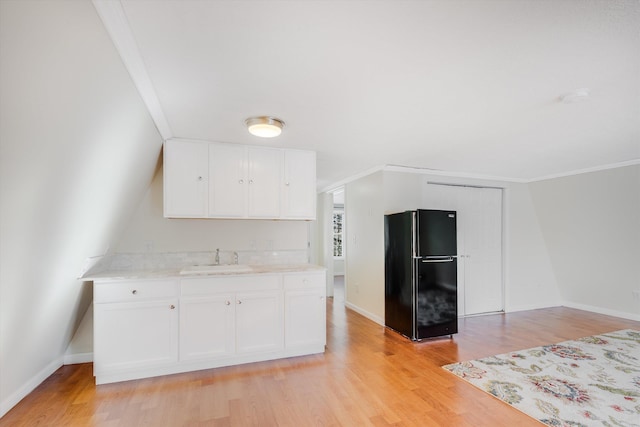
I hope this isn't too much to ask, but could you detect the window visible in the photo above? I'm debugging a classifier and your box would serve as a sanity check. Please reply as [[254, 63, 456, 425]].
[[333, 209, 344, 257]]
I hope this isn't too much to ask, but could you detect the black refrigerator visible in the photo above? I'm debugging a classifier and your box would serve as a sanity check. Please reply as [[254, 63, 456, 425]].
[[384, 209, 458, 340]]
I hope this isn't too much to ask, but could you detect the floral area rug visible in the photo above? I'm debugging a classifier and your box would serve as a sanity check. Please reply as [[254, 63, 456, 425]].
[[443, 329, 640, 426]]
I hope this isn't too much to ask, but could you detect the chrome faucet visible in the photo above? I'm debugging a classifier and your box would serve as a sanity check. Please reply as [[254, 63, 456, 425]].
[[215, 248, 220, 265]]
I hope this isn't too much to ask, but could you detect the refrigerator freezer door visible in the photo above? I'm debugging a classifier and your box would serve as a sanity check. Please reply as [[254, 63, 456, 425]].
[[415, 257, 458, 339], [416, 210, 457, 257]]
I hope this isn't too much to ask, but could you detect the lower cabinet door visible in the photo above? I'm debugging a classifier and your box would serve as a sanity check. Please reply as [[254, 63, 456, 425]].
[[285, 289, 326, 348], [180, 294, 235, 361], [235, 291, 284, 354], [94, 299, 179, 373]]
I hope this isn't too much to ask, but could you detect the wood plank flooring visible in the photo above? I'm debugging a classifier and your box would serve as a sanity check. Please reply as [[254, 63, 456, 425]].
[[2, 299, 639, 426]]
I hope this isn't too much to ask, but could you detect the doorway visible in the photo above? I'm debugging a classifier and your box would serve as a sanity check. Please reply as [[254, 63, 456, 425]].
[[331, 188, 345, 304]]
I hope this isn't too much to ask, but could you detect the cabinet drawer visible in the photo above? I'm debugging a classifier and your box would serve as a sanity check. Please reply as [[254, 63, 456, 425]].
[[283, 272, 325, 290], [181, 274, 281, 296], [94, 279, 179, 303]]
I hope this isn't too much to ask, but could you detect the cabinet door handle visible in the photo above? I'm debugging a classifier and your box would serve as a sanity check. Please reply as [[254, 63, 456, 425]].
[[132, 290, 137, 295], [239, 179, 244, 184], [225, 301, 231, 305], [249, 179, 253, 184], [197, 176, 203, 181], [285, 182, 290, 186], [237, 300, 242, 305], [170, 304, 175, 310]]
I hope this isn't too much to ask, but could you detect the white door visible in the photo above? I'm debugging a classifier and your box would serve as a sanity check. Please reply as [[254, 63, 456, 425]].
[[180, 295, 235, 361], [285, 289, 326, 348], [247, 147, 281, 218], [235, 291, 284, 354], [423, 183, 503, 316], [209, 143, 247, 217], [284, 273, 326, 349], [281, 150, 316, 219], [462, 188, 503, 315], [163, 140, 208, 217], [94, 300, 179, 373]]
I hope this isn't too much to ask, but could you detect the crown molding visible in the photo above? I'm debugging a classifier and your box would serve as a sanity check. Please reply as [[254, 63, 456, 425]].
[[527, 159, 640, 183], [319, 160, 640, 193], [319, 164, 525, 193], [383, 165, 527, 183]]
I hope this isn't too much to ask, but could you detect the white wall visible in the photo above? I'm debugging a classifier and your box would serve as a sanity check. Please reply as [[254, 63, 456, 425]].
[[344, 172, 385, 323], [340, 166, 639, 323], [313, 192, 334, 296], [115, 165, 309, 254], [382, 171, 422, 213], [338, 169, 562, 323], [0, 0, 163, 416], [504, 183, 562, 311], [529, 165, 640, 319]]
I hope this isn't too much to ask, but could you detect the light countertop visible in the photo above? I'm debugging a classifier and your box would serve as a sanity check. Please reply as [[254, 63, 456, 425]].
[[82, 263, 325, 281]]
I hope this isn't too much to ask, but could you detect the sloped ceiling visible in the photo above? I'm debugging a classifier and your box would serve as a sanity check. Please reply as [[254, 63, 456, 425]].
[[97, 0, 639, 188]]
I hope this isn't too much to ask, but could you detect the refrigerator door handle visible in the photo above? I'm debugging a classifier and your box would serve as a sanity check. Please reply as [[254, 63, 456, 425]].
[[421, 257, 455, 263]]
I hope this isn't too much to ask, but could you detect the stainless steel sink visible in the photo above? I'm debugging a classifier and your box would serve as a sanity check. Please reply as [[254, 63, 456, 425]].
[[179, 264, 253, 275]]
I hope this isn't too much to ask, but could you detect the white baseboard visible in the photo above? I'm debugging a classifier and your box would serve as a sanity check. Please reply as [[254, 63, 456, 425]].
[[64, 352, 93, 365], [344, 302, 384, 326], [0, 356, 63, 418], [562, 301, 640, 322], [505, 302, 562, 313]]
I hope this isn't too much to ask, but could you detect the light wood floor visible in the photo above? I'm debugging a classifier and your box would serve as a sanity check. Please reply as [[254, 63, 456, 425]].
[[2, 299, 639, 426]]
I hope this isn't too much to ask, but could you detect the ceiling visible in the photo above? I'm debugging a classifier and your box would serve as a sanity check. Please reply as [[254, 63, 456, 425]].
[[95, 0, 640, 189]]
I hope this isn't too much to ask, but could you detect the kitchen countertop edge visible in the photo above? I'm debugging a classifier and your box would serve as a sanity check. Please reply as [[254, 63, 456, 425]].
[[81, 264, 326, 281]]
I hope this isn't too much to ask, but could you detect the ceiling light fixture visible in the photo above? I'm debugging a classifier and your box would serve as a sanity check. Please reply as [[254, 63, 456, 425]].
[[560, 88, 590, 104], [245, 116, 285, 138]]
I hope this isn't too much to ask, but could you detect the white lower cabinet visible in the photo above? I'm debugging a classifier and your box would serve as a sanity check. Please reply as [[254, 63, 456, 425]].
[[180, 294, 235, 361], [180, 278, 284, 361], [284, 272, 326, 350], [93, 270, 325, 385], [234, 290, 284, 354], [93, 280, 179, 384]]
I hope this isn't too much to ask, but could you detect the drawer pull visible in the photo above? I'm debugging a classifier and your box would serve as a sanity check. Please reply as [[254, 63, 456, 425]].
[[225, 301, 231, 306], [237, 300, 242, 305], [170, 304, 175, 310], [132, 290, 137, 295]]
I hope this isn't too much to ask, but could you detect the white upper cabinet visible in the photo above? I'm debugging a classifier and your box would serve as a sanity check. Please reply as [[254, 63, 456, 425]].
[[247, 147, 282, 218], [209, 143, 247, 217], [163, 140, 208, 218], [164, 140, 316, 220], [281, 150, 316, 219]]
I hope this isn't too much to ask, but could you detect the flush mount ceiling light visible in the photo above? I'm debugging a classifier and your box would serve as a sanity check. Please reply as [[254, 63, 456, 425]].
[[560, 88, 590, 104], [245, 116, 285, 138]]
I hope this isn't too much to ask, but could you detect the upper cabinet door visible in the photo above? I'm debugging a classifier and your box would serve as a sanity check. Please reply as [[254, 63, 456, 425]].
[[247, 147, 281, 218], [282, 150, 316, 219], [209, 143, 248, 218], [164, 140, 316, 220], [164, 140, 208, 218]]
